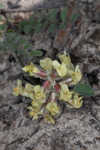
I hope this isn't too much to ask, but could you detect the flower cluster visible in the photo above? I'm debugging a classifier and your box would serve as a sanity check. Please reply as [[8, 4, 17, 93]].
[[13, 52, 83, 124]]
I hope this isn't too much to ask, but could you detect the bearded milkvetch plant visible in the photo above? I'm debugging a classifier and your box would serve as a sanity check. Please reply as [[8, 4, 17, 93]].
[[13, 52, 83, 124]]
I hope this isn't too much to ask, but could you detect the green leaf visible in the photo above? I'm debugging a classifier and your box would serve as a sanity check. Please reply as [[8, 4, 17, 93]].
[[30, 50, 43, 57], [29, 15, 35, 24], [0, 24, 6, 31], [71, 13, 80, 23], [42, 21, 48, 31], [59, 23, 66, 29], [60, 7, 68, 23], [18, 20, 34, 33], [18, 20, 28, 29], [24, 44, 30, 49], [48, 24, 57, 33], [23, 24, 33, 33], [7, 29, 14, 33], [0, 15, 3, 21], [0, 3, 4, 9], [73, 83, 94, 96], [34, 23, 42, 33], [48, 9, 58, 21]]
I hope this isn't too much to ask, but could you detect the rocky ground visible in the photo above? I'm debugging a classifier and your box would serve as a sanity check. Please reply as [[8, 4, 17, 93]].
[[0, 0, 100, 150]]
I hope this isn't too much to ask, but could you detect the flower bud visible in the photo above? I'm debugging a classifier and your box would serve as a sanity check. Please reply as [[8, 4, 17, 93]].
[[43, 80, 51, 89], [51, 72, 57, 79], [37, 71, 47, 78], [54, 84, 60, 92]]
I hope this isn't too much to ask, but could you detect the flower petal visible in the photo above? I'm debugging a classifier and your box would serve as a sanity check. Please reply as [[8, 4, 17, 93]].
[[59, 83, 73, 102], [69, 93, 83, 108], [33, 85, 46, 101], [22, 63, 39, 76], [40, 58, 53, 71], [58, 54, 74, 70], [44, 114, 55, 124], [46, 102, 60, 116], [70, 65, 82, 85], [53, 61, 67, 77], [13, 80, 23, 96]]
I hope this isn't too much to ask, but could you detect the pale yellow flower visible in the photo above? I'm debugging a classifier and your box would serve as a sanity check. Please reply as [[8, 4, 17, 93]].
[[31, 99, 44, 109], [58, 54, 74, 70], [53, 60, 67, 77], [28, 106, 43, 120], [33, 85, 46, 101], [22, 83, 34, 99], [24, 83, 34, 92], [22, 63, 39, 76], [70, 65, 82, 85], [13, 80, 23, 96], [46, 102, 60, 116], [40, 58, 53, 71], [59, 83, 73, 102], [69, 93, 83, 108], [44, 114, 55, 124]]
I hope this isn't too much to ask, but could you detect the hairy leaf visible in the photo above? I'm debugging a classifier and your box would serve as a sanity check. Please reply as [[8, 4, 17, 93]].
[[74, 83, 94, 96], [60, 7, 68, 23]]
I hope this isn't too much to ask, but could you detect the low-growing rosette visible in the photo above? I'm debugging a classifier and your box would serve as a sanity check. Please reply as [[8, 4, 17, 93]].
[[13, 52, 84, 124]]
